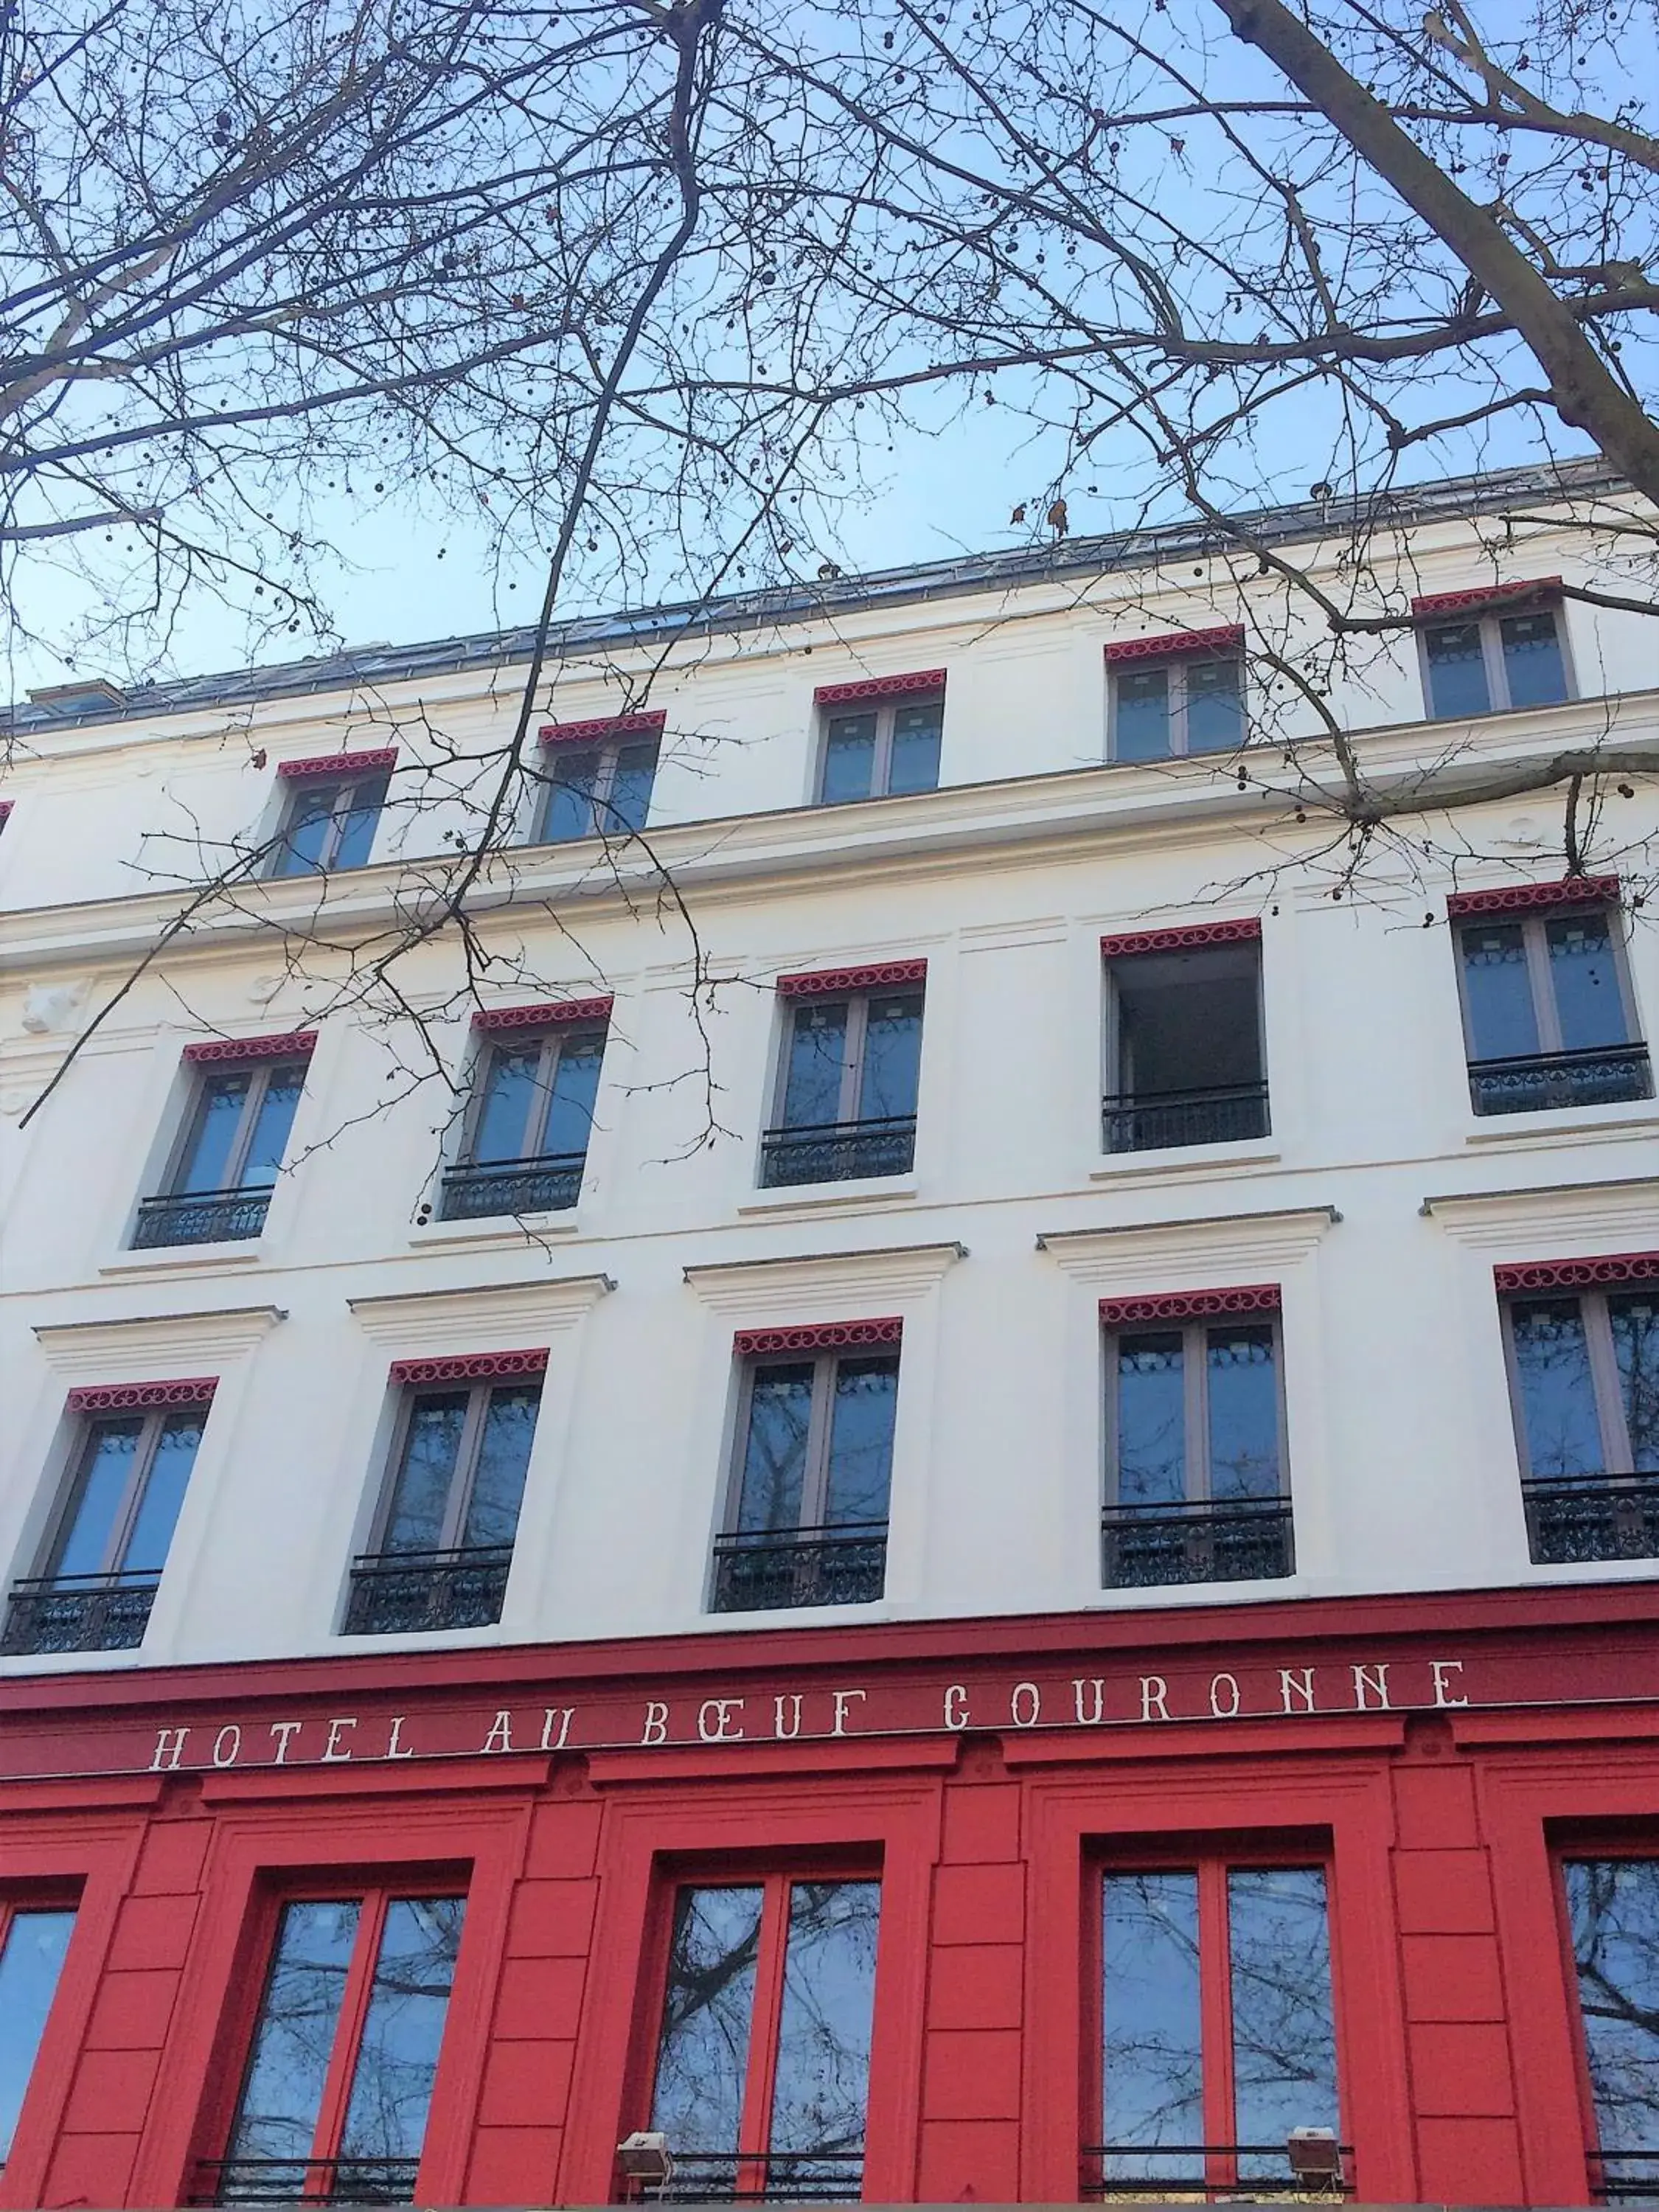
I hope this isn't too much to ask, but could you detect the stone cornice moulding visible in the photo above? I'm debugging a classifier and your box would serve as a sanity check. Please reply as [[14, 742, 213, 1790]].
[[33, 1304, 286, 1374], [1036, 1206, 1339, 1291], [347, 1273, 614, 1346], [1420, 1175, 1659, 1252], [684, 1241, 966, 1317]]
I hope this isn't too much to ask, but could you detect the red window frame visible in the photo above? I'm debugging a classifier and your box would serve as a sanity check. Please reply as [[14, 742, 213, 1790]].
[[1551, 1832, 1659, 2205]]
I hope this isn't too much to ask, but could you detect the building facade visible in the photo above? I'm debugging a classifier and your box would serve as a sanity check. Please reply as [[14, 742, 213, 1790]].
[[1, 460, 1657, 2208]]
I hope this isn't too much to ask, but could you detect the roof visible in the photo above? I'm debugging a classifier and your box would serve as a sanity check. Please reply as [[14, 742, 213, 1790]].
[[1, 457, 1624, 737]]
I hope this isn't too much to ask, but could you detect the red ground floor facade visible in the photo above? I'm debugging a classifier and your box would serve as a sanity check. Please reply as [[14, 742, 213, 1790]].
[[1, 1582, 1657, 2210]]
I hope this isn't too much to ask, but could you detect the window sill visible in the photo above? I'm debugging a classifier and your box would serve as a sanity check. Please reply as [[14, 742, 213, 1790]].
[[737, 1174, 919, 1218], [100, 1238, 266, 1279], [408, 1211, 581, 1251], [1089, 1137, 1281, 1185], [1464, 1099, 1659, 1148]]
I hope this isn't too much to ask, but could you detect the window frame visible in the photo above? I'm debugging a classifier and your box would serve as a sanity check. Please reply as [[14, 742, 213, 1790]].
[[367, 1377, 543, 1560], [268, 769, 389, 877], [1107, 652, 1246, 762], [535, 735, 658, 844], [1417, 600, 1574, 720], [39, 1400, 210, 1580], [1101, 945, 1267, 1107], [0, 1893, 82, 2177], [1500, 1281, 1656, 1481], [458, 1022, 606, 1166], [1552, 1842, 1659, 2202], [814, 692, 944, 804], [723, 1349, 900, 1537], [1102, 1312, 1290, 1510], [165, 1057, 310, 1197], [1453, 903, 1641, 1069], [771, 989, 924, 1133]]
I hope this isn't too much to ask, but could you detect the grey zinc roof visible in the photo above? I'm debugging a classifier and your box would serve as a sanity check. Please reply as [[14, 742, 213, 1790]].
[[2, 457, 1623, 737]]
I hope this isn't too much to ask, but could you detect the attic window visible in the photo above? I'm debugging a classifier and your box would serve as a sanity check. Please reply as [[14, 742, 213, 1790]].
[[28, 679, 127, 717]]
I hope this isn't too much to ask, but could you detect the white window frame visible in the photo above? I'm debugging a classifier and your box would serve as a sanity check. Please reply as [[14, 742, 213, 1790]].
[[815, 692, 945, 803], [268, 768, 389, 875], [771, 989, 925, 1130], [460, 1024, 606, 1165], [535, 737, 658, 842], [1107, 653, 1245, 762], [1500, 1284, 1655, 1481], [369, 1377, 543, 1557], [1453, 905, 1641, 1063], [1102, 1315, 1289, 1509], [724, 1349, 900, 1535], [1416, 600, 1575, 719], [41, 1402, 209, 1579], [164, 1058, 310, 1194]]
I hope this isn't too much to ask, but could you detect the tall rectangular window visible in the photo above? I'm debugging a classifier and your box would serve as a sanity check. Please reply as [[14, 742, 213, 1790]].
[[270, 768, 389, 876], [440, 1016, 607, 1221], [1455, 904, 1649, 1115], [817, 693, 942, 803], [642, 1876, 880, 2202], [209, 1891, 465, 2205], [344, 1366, 543, 1635], [1110, 650, 1245, 762], [1422, 604, 1569, 719], [1093, 1863, 1340, 2196], [0, 1904, 77, 2173], [132, 1045, 312, 1248], [539, 740, 658, 841], [1503, 1277, 1659, 1565], [1103, 939, 1267, 1153], [762, 984, 922, 1188], [1564, 1857, 1659, 2204]]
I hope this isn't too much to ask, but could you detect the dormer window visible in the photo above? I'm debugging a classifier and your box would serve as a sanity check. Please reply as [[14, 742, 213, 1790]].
[[1414, 580, 1570, 718], [1107, 627, 1245, 761]]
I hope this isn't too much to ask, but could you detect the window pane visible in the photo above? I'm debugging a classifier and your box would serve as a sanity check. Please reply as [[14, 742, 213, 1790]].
[[1206, 1324, 1280, 1500], [782, 1002, 849, 1130], [0, 1908, 76, 2163], [240, 1065, 306, 1187], [383, 1392, 470, 1553], [650, 1886, 765, 2163], [1500, 611, 1567, 709], [1566, 1860, 1659, 2176], [1511, 1297, 1607, 1477], [1102, 1872, 1203, 2179], [1113, 665, 1172, 761], [177, 1071, 252, 1193], [1546, 912, 1630, 1051], [338, 1897, 466, 2176], [460, 1385, 541, 1549], [1112, 945, 1262, 1098], [271, 784, 341, 877], [769, 1880, 881, 2180], [1425, 620, 1492, 717], [821, 714, 877, 804], [226, 1901, 361, 2175], [543, 1032, 605, 1157], [887, 702, 942, 794], [605, 743, 657, 835], [54, 1417, 143, 1576], [1115, 1334, 1186, 1506], [1610, 1292, 1659, 1474], [823, 1358, 898, 1525], [473, 1043, 542, 1162], [857, 993, 923, 1121], [1459, 922, 1541, 1061], [121, 1408, 206, 1573], [543, 754, 599, 842], [736, 1365, 814, 1532], [1228, 1868, 1339, 2177], [330, 776, 389, 871], [1185, 659, 1244, 754]]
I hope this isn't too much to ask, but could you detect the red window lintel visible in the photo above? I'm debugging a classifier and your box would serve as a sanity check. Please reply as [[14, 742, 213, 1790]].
[[734, 1318, 904, 1357], [1411, 576, 1562, 619], [389, 1348, 550, 1387], [1446, 874, 1619, 920], [1494, 1252, 1658, 1295], [776, 959, 928, 998], [472, 997, 614, 1032], [182, 1030, 317, 1065], [66, 1377, 219, 1413], [1102, 917, 1261, 960], [1099, 1284, 1281, 1327], [275, 748, 397, 779], [539, 710, 665, 748], [814, 669, 947, 706], [1105, 624, 1244, 665]]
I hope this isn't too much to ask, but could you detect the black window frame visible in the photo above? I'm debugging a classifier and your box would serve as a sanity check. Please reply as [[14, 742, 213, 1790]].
[[1418, 598, 1573, 720], [268, 768, 390, 877], [1107, 651, 1246, 762], [815, 689, 945, 804]]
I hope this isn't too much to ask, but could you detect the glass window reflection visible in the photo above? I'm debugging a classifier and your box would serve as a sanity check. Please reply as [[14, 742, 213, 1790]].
[[0, 1907, 77, 2164], [1566, 1859, 1659, 2183], [1102, 1873, 1203, 2180]]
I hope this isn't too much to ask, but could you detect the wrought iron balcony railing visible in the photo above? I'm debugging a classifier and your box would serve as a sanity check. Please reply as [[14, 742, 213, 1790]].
[[343, 1545, 513, 1635], [1102, 1496, 1295, 1588], [620, 2149, 865, 2203], [131, 1184, 273, 1248], [1468, 1040, 1652, 1116], [759, 1114, 916, 1187], [711, 1523, 888, 1612], [1102, 1080, 1270, 1153], [193, 2154, 419, 2205], [1080, 2141, 1353, 2201], [1523, 1470, 1659, 1566], [438, 1151, 585, 1220], [1593, 2146, 1659, 2204], [1, 1570, 161, 1655]]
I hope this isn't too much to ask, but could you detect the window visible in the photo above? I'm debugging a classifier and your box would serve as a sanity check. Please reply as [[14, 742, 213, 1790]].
[[1562, 1857, 1659, 2204], [344, 1357, 544, 1635], [639, 1875, 880, 2202], [713, 1327, 898, 1611], [1419, 594, 1570, 719], [1102, 929, 1267, 1152], [1102, 1293, 1293, 1587], [1454, 892, 1649, 1115], [439, 1006, 608, 1220], [2, 1385, 210, 1656], [816, 691, 942, 803], [132, 1037, 313, 1248], [270, 757, 392, 877], [761, 967, 925, 1187], [1109, 631, 1245, 762], [1501, 1268, 1658, 1566], [537, 712, 661, 842], [206, 1890, 466, 2205], [1089, 1860, 1342, 2197], [0, 1904, 77, 2173]]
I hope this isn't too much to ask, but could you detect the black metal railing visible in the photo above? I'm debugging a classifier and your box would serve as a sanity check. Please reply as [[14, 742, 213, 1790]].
[[1080, 2142, 1352, 2201], [1102, 1080, 1270, 1153], [438, 1152, 585, 1220], [711, 1524, 888, 1612], [1102, 1497, 1295, 1588], [131, 1184, 273, 1248], [1468, 1041, 1652, 1116], [1, 1571, 161, 1655], [759, 1114, 916, 1187], [1594, 2147, 1659, 2204], [1524, 1471, 1659, 1566], [193, 2154, 419, 2205], [622, 2149, 865, 2203], [342, 1545, 513, 1635]]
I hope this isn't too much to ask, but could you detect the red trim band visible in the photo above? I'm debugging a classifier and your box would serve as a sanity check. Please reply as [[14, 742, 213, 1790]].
[[1412, 577, 1562, 619], [1102, 917, 1261, 960], [389, 1349, 550, 1387], [182, 1029, 317, 1065], [473, 998, 613, 1032], [814, 669, 947, 707], [67, 1377, 218, 1413], [1106, 625, 1243, 665], [1447, 875, 1618, 919], [735, 1318, 904, 1358], [276, 748, 397, 780], [539, 711, 664, 748], [1495, 1253, 1658, 1295], [1099, 1284, 1281, 1327], [776, 960, 928, 998]]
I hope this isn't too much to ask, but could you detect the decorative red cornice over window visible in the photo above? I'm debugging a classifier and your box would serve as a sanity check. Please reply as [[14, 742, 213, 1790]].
[[473, 998, 614, 1032], [276, 748, 397, 779], [734, 1318, 904, 1358], [1411, 577, 1562, 619], [66, 1377, 218, 1413], [1102, 917, 1261, 960], [1106, 624, 1244, 665], [389, 1348, 550, 1386], [813, 669, 947, 706], [182, 1029, 317, 1065], [0, 799, 13, 827], [1447, 875, 1619, 919], [539, 710, 665, 748], [1495, 1252, 1658, 1295], [1099, 1284, 1281, 1327], [776, 959, 928, 998]]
